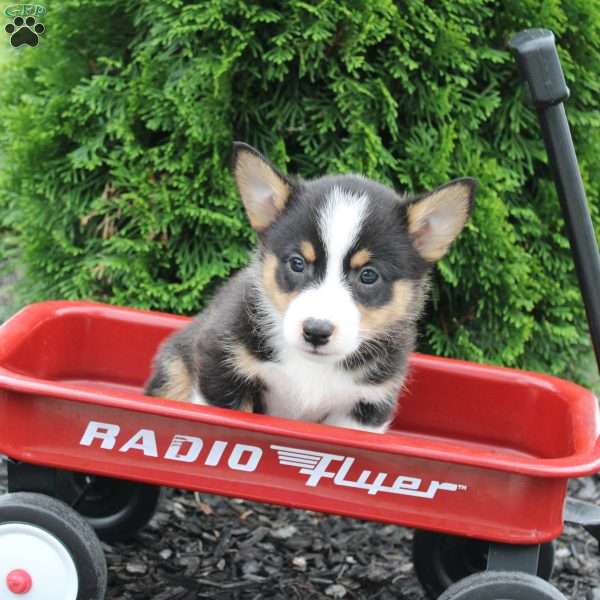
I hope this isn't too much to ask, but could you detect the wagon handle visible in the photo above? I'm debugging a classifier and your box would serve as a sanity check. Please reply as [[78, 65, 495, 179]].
[[509, 29, 600, 373]]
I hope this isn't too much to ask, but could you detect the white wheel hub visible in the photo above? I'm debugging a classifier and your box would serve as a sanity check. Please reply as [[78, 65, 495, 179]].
[[0, 522, 78, 599]]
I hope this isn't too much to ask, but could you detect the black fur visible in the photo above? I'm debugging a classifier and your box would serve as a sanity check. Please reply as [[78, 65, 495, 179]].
[[342, 326, 416, 385], [351, 399, 395, 427], [145, 143, 476, 432], [146, 268, 274, 411], [263, 174, 431, 310]]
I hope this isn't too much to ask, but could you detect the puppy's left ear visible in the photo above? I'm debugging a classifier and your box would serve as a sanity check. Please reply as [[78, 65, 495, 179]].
[[232, 142, 292, 232], [406, 177, 476, 262]]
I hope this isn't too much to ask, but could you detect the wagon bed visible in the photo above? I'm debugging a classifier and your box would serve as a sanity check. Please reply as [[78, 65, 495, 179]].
[[1, 300, 598, 546]]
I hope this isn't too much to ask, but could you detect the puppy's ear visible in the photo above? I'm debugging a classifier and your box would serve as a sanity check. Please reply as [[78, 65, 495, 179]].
[[406, 178, 476, 262], [232, 142, 292, 232]]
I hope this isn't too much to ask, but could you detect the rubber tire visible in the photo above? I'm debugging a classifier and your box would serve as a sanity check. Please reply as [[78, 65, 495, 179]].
[[438, 570, 566, 599], [412, 530, 554, 599], [0, 492, 107, 600], [55, 470, 162, 542]]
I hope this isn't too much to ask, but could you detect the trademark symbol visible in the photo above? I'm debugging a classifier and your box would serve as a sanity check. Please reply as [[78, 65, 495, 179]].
[[458, 485, 468, 491]]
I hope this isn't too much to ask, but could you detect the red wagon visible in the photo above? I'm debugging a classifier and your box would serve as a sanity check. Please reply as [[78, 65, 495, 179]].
[[0, 29, 599, 600]]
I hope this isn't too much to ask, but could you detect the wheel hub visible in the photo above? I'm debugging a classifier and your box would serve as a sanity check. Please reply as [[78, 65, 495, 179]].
[[6, 569, 33, 594], [0, 522, 78, 600]]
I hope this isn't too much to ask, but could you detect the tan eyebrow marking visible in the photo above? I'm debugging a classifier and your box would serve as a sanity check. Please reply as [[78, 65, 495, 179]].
[[350, 249, 372, 270], [300, 240, 316, 263]]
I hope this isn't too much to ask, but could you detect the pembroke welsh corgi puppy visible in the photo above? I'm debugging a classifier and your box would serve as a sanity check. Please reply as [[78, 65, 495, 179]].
[[145, 143, 476, 433]]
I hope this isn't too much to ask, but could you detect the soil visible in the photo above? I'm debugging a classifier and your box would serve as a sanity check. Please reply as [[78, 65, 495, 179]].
[[1, 458, 600, 599]]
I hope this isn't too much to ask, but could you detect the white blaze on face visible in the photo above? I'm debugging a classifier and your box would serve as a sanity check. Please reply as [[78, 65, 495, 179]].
[[283, 187, 368, 357]]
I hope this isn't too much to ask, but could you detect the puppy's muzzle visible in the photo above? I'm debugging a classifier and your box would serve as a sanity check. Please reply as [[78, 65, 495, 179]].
[[302, 318, 334, 347]]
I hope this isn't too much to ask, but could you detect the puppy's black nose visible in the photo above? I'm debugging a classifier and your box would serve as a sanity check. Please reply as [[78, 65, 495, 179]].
[[302, 318, 334, 347]]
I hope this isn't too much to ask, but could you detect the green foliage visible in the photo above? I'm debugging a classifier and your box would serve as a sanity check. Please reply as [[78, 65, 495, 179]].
[[1, 0, 599, 382]]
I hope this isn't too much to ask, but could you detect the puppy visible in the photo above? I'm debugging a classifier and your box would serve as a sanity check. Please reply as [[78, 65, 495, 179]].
[[145, 143, 475, 433]]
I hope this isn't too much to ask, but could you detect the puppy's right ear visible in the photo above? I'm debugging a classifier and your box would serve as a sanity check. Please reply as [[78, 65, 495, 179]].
[[232, 142, 292, 232]]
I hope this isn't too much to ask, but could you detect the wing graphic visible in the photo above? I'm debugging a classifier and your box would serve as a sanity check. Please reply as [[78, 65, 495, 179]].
[[271, 445, 346, 484]]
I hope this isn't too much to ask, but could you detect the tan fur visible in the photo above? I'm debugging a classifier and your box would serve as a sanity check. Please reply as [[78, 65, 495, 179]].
[[230, 342, 262, 381], [350, 248, 371, 270], [407, 182, 471, 262], [234, 150, 290, 231], [237, 399, 254, 413], [262, 253, 296, 312], [224, 343, 261, 413], [359, 280, 413, 334], [156, 356, 193, 402], [300, 240, 316, 263]]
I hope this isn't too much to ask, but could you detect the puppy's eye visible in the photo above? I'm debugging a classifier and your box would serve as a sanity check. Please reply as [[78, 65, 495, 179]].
[[359, 267, 379, 285], [288, 255, 305, 273]]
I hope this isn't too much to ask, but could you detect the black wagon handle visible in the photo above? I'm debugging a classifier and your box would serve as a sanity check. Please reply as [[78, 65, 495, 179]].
[[509, 29, 600, 373]]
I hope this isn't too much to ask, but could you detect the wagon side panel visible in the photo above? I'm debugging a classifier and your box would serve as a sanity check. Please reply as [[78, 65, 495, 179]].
[[0, 393, 566, 544]]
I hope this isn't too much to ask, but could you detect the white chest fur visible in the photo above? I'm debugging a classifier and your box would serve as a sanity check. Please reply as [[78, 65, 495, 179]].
[[255, 348, 391, 423]]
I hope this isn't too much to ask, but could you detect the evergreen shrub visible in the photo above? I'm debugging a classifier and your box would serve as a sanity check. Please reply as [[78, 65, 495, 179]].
[[1, 0, 599, 381]]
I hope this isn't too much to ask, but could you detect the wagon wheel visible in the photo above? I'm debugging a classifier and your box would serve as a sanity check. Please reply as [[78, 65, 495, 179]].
[[0, 492, 106, 600], [55, 470, 163, 542], [438, 570, 566, 599], [412, 530, 554, 599]]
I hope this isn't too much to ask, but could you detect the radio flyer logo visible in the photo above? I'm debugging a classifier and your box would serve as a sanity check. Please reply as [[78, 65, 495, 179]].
[[271, 445, 466, 498], [79, 421, 468, 502], [4, 4, 45, 47]]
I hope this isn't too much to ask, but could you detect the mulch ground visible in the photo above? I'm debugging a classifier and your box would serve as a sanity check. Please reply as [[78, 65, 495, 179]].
[[1, 458, 600, 599]]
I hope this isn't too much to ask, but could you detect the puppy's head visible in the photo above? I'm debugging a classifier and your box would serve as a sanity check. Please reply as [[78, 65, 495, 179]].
[[233, 142, 476, 361]]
